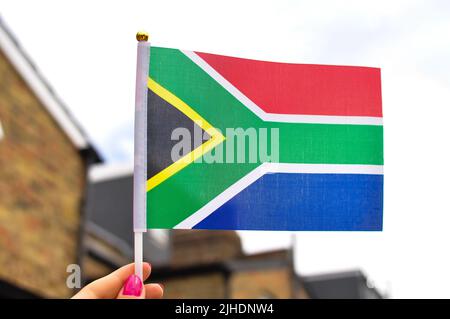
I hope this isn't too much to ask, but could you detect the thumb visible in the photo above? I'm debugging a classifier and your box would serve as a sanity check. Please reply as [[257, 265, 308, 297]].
[[117, 274, 145, 299]]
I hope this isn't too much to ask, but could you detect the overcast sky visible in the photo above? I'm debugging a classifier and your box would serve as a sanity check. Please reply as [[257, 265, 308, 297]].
[[2, 0, 450, 298]]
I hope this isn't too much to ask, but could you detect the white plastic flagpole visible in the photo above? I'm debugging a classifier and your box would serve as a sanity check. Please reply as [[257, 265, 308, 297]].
[[133, 31, 150, 281]]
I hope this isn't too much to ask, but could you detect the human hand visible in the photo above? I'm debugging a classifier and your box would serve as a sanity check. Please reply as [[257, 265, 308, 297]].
[[72, 262, 163, 299]]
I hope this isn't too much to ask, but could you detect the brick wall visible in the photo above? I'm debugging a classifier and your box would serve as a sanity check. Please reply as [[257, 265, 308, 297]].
[[162, 272, 226, 299], [0, 49, 86, 298], [171, 230, 242, 267], [229, 267, 293, 299]]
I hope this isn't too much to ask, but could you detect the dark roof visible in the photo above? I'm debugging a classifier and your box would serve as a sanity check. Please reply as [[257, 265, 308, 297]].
[[151, 255, 291, 280], [86, 167, 170, 266], [0, 279, 40, 299], [302, 270, 383, 299]]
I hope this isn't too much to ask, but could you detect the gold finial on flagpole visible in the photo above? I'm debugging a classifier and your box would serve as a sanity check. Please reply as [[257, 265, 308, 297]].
[[136, 31, 149, 42]]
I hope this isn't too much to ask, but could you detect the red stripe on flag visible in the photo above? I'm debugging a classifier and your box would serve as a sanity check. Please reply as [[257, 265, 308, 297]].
[[196, 52, 382, 117]]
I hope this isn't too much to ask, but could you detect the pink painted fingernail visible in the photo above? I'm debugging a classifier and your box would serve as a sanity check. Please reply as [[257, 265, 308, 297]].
[[122, 275, 143, 296]]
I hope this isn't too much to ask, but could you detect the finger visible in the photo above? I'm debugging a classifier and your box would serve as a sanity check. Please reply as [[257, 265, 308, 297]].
[[145, 283, 164, 299], [117, 275, 145, 299], [72, 262, 151, 299]]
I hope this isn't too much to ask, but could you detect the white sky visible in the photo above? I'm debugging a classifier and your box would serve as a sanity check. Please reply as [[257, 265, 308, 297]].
[[2, 0, 450, 298]]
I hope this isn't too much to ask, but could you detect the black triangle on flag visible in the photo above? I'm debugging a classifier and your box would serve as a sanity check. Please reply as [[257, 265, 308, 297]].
[[147, 89, 211, 180]]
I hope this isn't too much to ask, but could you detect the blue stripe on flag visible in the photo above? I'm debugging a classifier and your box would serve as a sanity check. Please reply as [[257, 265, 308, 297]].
[[193, 173, 383, 231]]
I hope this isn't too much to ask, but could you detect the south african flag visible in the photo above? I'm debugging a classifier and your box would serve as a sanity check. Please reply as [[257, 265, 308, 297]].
[[145, 47, 383, 231]]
